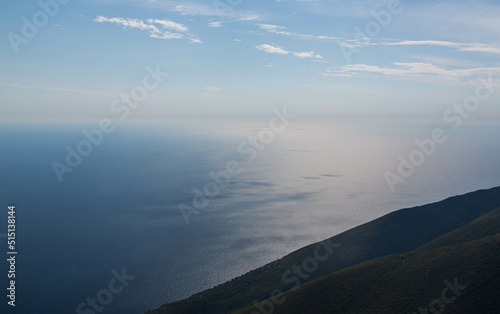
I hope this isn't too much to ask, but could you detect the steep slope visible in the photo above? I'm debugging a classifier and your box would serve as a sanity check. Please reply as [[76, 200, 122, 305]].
[[416, 206, 500, 251], [144, 186, 500, 314], [239, 206, 500, 313]]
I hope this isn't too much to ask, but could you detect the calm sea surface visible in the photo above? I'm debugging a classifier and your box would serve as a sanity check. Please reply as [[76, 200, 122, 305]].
[[0, 119, 499, 313]]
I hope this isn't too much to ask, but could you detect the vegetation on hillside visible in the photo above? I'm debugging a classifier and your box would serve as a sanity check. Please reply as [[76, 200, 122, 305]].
[[144, 186, 500, 314], [239, 206, 500, 313]]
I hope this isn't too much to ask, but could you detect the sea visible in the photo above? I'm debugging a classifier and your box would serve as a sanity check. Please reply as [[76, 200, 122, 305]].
[[0, 118, 499, 313]]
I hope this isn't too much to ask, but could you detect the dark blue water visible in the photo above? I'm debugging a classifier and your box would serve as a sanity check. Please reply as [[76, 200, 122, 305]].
[[0, 120, 499, 313], [0, 122, 237, 313]]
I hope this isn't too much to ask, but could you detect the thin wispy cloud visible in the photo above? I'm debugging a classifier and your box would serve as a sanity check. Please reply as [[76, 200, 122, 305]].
[[147, 18, 188, 32], [94, 16, 160, 32], [256, 44, 289, 55], [237, 15, 259, 21], [293, 51, 322, 59], [207, 14, 259, 29], [384, 40, 500, 55], [257, 23, 339, 41], [92, 0, 260, 19], [202, 86, 221, 95], [93, 16, 201, 43], [174, 3, 215, 16], [204, 86, 220, 92], [258, 24, 290, 34], [173, 1, 258, 20], [324, 62, 500, 85], [208, 21, 223, 28], [256, 44, 323, 59]]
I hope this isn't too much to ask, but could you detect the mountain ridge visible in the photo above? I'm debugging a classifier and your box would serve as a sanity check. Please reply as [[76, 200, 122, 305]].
[[144, 186, 500, 314], [239, 205, 500, 313]]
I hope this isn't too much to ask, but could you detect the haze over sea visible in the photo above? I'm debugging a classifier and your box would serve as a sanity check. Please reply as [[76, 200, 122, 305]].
[[1, 118, 499, 313]]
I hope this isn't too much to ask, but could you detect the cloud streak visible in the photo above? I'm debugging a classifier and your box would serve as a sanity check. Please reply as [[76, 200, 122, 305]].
[[384, 40, 500, 55], [202, 86, 221, 96], [208, 21, 223, 28], [324, 62, 500, 85], [256, 44, 323, 59], [257, 23, 339, 41], [256, 44, 289, 55], [93, 16, 201, 43], [173, 1, 258, 21]]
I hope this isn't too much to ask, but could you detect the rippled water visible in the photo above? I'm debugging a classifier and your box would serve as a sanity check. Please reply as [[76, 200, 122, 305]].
[[0, 118, 499, 313]]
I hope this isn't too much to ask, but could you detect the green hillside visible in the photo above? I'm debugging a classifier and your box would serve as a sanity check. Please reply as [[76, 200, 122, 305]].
[[239, 207, 500, 313], [144, 186, 500, 314], [416, 206, 500, 251]]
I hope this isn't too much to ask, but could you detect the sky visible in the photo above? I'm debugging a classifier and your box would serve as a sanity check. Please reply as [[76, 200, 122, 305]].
[[1, 0, 500, 122]]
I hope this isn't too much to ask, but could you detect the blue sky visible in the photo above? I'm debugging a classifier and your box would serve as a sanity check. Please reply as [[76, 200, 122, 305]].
[[1, 0, 500, 121]]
